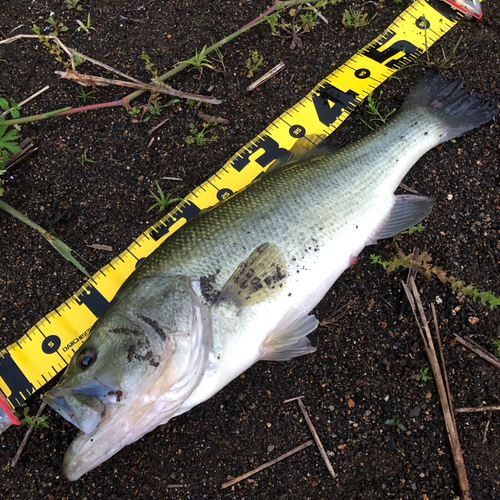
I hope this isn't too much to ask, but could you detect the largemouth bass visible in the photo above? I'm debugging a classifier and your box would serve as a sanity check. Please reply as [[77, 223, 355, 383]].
[[43, 71, 497, 480]]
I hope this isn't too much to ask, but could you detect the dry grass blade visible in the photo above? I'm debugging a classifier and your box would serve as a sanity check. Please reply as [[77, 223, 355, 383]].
[[453, 335, 500, 370], [455, 406, 500, 413], [297, 398, 336, 480], [221, 440, 313, 488], [0, 200, 90, 278], [246, 61, 285, 91], [56, 72, 221, 104], [403, 278, 471, 500]]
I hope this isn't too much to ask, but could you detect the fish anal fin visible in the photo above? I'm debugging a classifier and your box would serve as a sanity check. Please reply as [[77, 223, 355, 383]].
[[372, 195, 435, 243], [216, 243, 287, 308], [261, 314, 318, 361]]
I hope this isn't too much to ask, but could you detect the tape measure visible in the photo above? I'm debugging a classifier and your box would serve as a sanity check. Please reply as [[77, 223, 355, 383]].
[[0, 0, 467, 427]]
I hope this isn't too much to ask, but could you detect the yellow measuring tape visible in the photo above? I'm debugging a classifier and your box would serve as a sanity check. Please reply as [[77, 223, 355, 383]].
[[0, 0, 466, 422]]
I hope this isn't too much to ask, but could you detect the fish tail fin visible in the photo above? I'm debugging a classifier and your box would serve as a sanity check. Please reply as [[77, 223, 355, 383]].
[[401, 69, 498, 143]]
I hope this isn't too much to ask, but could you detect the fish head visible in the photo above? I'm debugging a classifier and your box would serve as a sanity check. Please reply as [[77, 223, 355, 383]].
[[43, 311, 167, 434], [43, 275, 211, 480]]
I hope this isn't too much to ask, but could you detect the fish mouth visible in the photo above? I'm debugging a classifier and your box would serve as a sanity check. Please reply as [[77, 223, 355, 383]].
[[43, 380, 115, 434]]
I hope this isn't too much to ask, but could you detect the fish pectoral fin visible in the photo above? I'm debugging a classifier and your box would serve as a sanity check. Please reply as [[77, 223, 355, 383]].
[[261, 314, 318, 361], [216, 242, 287, 308], [372, 195, 435, 243]]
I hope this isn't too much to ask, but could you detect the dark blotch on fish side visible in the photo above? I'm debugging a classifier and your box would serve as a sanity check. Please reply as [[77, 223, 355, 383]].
[[200, 274, 220, 305], [138, 315, 166, 341]]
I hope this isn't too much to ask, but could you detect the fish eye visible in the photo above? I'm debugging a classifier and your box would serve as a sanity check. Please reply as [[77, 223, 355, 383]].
[[77, 348, 96, 370]]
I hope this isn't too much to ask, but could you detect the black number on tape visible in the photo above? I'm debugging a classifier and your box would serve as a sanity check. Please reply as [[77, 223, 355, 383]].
[[362, 30, 420, 69], [42, 335, 61, 354], [232, 135, 288, 172], [312, 83, 359, 127], [217, 188, 234, 201], [289, 125, 306, 138]]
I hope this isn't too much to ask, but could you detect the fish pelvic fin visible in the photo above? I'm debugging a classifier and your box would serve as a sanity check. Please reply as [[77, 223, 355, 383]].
[[370, 195, 434, 244], [216, 242, 287, 308], [261, 314, 318, 361], [401, 69, 498, 144]]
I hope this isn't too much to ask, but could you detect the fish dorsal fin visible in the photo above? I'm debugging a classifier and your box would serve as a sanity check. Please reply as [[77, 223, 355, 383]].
[[261, 314, 318, 361], [265, 137, 337, 175], [216, 242, 287, 308], [372, 195, 435, 243]]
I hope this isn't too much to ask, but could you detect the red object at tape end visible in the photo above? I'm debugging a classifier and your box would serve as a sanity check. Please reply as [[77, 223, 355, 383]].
[[0, 391, 20, 425]]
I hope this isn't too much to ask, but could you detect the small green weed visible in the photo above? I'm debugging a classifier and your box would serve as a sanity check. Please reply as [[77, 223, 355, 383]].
[[420, 367, 433, 382], [147, 181, 182, 213], [76, 87, 95, 102], [246, 51, 263, 78], [179, 46, 214, 75], [64, 0, 82, 10], [385, 418, 406, 432], [45, 16, 68, 36], [141, 50, 158, 79], [79, 151, 94, 165], [185, 123, 218, 146], [361, 90, 396, 130], [399, 223, 426, 236], [128, 106, 141, 120], [32, 24, 66, 65], [370, 250, 500, 310], [266, 1, 333, 49], [342, 8, 368, 29], [73, 54, 86, 67], [76, 13, 96, 32], [0, 99, 22, 194], [211, 39, 226, 72], [14, 404, 50, 432], [491, 338, 500, 359]]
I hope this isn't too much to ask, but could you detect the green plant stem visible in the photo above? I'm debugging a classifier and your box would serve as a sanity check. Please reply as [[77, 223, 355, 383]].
[[0, 199, 90, 277], [0, 102, 122, 127]]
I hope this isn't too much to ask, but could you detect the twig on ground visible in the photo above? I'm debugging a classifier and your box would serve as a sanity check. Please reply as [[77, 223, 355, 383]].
[[297, 398, 336, 480], [432, 303, 457, 429], [197, 111, 230, 125], [453, 335, 500, 370], [455, 406, 500, 413], [148, 117, 170, 134], [483, 413, 492, 444], [5, 137, 37, 170], [399, 182, 419, 194], [403, 278, 471, 500], [283, 395, 305, 404], [161, 177, 183, 182], [56, 71, 221, 104], [247, 62, 285, 92], [221, 440, 313, 488], [10, 402, 47, 468], [87, 244, 113, 252]]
